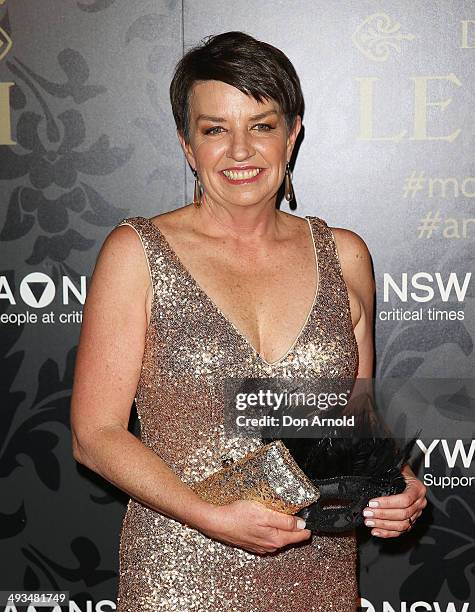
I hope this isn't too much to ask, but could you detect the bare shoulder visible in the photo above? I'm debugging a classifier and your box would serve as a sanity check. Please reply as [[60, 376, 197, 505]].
[[329, 226, 375, 298], [104, 222, 147, 268], [330, 226, 372, 264], [96, 222, 150, 294]]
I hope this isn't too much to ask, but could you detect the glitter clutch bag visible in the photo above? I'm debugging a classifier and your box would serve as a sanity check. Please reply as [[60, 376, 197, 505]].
[[192, 440, 320, 514], [193, 436, 416, 532]]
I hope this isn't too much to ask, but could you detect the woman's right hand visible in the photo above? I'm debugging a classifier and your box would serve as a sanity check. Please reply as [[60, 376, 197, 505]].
[[198, 499, 312, 555]]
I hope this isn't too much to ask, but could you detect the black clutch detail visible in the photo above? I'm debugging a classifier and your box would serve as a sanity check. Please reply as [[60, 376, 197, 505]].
[[263, 422, 418, 533], [195, 378, 418, 534], [291, 436, 416, 532]]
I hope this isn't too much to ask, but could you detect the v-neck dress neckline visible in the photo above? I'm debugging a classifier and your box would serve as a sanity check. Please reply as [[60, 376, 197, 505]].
[[139, 215, 321, 368]]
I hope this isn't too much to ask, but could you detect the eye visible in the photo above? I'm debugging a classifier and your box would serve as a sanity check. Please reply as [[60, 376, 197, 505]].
[[204, 126, 224, 135], [253, 123, 273, 131]]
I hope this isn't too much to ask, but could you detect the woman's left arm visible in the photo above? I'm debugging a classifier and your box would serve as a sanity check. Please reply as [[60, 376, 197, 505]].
[[333, 227, 427, 538]]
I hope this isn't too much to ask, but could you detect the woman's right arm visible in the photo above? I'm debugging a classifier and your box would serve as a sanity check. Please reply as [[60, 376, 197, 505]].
[[70, 224, 310, 554]]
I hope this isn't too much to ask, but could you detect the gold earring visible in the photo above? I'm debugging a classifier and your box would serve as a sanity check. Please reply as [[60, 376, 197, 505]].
[[192, 169, 202, 208], [284, 162, 294, 202]]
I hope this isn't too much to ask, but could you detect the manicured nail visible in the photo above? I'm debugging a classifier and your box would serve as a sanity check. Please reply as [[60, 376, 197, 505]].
[[363, 510, 374, 517], [365, 520, 375, 527], [369, 500, 379, 508], [297, 518, 306, 529], [372, 530, 381, 537]]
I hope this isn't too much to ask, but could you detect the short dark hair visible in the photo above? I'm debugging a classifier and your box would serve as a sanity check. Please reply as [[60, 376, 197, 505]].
[[169, 31, 305, 143]]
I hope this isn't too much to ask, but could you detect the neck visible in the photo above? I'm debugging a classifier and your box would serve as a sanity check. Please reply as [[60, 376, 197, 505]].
[[194, 194, 281, 241]]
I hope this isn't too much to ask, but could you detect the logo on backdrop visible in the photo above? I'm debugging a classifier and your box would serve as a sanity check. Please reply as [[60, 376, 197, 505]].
[[0, 26, 12, 61], [417, 439, 475, 489], [378, 272, 470, 322], [359, 597, 470, 611], [0, 272, 85, 325], [352, 13, 416, 62]]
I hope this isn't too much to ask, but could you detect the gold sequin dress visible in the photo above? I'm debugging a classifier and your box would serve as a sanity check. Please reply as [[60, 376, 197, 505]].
[[115, 214, 360, 612]]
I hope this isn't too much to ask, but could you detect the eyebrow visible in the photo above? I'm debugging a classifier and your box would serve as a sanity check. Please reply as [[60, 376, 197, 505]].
[[196, 110, 279, 123]]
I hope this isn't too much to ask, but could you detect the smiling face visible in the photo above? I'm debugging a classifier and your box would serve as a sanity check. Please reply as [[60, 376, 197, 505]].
[[178, 80, 301, 210]]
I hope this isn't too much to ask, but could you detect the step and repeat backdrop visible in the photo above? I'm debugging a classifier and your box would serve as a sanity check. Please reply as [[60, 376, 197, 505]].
[[1, 1, 473, 610]]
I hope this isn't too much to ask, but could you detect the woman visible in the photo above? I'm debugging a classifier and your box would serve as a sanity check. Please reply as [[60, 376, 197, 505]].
[[70, 31, 427, 611]]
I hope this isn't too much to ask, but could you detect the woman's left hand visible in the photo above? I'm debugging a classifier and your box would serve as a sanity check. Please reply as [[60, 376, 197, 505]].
[[362, 464, 428, 538]]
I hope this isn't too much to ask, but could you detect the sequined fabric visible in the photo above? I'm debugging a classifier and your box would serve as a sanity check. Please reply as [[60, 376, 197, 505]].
[[115, 214, 360, 612], [192, 440, 321, 513]]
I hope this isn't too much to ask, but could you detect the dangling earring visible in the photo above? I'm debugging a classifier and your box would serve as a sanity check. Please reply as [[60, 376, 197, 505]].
[[192, 169, 202, 208], [284, 161, 294, 202]]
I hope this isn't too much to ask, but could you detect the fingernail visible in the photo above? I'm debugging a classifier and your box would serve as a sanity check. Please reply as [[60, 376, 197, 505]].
[[297, 518, 306, 529], [372, 530, 381, 537], [369, 500, 379, 508], [363, 510, 374, 517], [365, 520, 375, 527]]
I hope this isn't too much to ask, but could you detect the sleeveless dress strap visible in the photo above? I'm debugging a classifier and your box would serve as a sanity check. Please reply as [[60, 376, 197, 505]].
[[115, 216, 161, 303], [306, 215, 353, 325]]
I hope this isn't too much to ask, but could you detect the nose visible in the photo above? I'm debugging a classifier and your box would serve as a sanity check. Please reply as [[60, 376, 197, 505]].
[[226, 129, 256, 161]]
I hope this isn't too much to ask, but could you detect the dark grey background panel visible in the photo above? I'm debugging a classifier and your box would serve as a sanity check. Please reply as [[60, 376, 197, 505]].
[[0, 0, 184, 607]]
